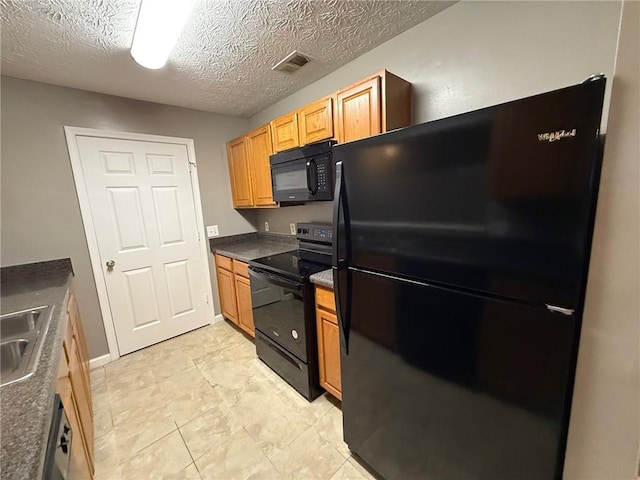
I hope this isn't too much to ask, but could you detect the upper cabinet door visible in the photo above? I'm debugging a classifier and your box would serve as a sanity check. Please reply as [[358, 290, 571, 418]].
[[226, 135, 254, 208], [336, 76, 381, 144], [298, 97, 334, 145], [246, 125, 277, 206], [271, 112, 300, 153]]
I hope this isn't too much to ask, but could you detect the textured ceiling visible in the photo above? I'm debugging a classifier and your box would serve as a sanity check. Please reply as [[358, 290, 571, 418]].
[[0, 0, 452, 117]]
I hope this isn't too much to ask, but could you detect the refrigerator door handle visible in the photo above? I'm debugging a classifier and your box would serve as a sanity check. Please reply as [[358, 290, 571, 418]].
[[332, 161, 343, 266], [546, 304, 575, 315], [332, 161, 350, 354]]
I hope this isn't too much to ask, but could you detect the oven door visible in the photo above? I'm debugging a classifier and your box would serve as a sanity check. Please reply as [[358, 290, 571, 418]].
[[249, 267, 308, 361], [271, 158, 314, 202]]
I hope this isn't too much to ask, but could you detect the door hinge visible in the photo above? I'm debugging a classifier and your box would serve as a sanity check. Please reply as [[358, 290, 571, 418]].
[[546, 304, 574, 316], [205, 294, 209, 304]]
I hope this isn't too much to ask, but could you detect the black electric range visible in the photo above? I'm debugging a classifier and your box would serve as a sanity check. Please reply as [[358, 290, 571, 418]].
[[248, 223, 332, 401]]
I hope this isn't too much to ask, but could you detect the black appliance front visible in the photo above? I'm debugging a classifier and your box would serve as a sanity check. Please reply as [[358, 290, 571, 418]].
[[255, 331, 313, 399], [270, 140, 335, 202], [333, 78, 606, 310], [249, 266, 322, 400], [298, 222, 333, 264], [248, 250, 327, 282], [340, 268, 576, 480], [249, 267, 308, 361], [43, 394, 72, 480]]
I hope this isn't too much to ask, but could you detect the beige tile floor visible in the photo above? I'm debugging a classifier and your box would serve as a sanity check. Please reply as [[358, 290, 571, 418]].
[[91, 320, 376, 480]]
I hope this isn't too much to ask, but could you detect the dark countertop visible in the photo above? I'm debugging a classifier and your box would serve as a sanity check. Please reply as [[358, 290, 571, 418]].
[[210, 232, 298, 263], [310, 269, 334, 289], [0, 259, 74, 480]]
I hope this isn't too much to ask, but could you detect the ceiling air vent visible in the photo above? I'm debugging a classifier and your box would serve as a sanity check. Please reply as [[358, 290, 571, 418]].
[[272, 51, 310, 74]]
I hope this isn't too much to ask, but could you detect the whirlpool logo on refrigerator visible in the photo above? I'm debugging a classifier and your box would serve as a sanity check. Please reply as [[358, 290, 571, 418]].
[[537, 129, 577, 142]]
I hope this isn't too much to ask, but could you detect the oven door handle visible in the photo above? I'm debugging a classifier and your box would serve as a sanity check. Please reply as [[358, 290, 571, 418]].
[[306, 159, 318, 195], [249, 267, 302, 291]]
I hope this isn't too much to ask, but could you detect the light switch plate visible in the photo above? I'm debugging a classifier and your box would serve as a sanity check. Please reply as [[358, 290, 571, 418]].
[[264, 222, 269, 232], [207, 225, 219, 237], [290, 223, 296, 235]]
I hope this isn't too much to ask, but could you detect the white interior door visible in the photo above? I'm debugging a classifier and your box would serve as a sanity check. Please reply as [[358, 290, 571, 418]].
[[77, 136, 209, 355]]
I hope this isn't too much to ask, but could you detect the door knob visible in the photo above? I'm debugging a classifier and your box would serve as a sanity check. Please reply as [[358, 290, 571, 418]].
[[106, 260, 116, 270]]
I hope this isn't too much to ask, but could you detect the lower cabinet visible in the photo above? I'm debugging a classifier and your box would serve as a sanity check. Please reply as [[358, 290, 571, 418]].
[[57, 290, 94, 479], [235, 274, 254, 337], [215, 254, 255, 338], [315, 285, 342, 400], [216, 263, 238, 323]]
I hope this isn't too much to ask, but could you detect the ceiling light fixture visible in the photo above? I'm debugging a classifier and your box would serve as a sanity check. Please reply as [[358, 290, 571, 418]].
[[130, 0, 196, 70]]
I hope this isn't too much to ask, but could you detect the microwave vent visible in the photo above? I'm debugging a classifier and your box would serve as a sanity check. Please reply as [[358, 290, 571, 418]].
[[272, 51, 310, 74]]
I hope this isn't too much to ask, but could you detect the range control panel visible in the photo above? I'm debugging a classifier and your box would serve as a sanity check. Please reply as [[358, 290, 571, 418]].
[[296, 222, 333, 243]]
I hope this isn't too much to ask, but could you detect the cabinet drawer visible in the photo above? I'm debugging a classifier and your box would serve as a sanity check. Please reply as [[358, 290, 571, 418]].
[[232, 259, 249, 278], [215, 253, 233, 271], [315, 286, 336, 315]]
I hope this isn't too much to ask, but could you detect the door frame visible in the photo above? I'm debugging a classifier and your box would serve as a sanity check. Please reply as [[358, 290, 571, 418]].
[[65, 126, 216, 362]]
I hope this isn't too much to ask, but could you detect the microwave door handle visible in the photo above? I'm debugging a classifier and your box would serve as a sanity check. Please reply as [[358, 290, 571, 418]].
[[306, 159, 318, 195]]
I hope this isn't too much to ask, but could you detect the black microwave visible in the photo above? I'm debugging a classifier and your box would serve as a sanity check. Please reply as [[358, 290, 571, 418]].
[[270, 140, 335, 202]]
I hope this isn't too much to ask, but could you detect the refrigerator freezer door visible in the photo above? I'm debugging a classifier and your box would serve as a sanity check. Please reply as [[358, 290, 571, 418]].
[[341, 268, 576, 479], [333, 79, 606, 308]]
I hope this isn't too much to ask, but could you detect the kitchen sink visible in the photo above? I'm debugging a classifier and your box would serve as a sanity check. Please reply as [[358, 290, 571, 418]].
[[0, 306, 53, 386]]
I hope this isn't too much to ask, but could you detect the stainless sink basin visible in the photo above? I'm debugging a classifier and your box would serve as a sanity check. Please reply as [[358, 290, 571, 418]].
[[0, 306, 53, 386], [1, 339, 29, 376], [1, 309, 42, 338]]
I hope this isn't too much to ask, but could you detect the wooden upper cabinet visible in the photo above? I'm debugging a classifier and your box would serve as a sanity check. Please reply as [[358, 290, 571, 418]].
[[271, 112, 300, 153], [298, 97, 334, 145], [337, 76, 381, 144], [225, 70, 410, 208], [246, 125, 277, 206], [336, 70, 411, 144], [226, 136, 253, 208]]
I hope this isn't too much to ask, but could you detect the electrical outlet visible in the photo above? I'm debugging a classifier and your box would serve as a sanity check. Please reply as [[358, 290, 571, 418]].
[[290, 223, 296, 235], [206, 225, 219, 237], [264, 222, 269, 232]]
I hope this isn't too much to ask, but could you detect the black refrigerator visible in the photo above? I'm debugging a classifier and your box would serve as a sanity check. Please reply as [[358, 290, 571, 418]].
[[332, 77, 606, 480]]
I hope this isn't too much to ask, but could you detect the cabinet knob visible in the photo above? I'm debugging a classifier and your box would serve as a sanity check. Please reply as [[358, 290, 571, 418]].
[[106, 260, 116, 270]]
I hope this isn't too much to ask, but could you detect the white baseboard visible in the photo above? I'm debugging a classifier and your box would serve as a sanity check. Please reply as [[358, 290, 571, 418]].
[[89, 353, 111, 369], [212, 314, 224, 324]]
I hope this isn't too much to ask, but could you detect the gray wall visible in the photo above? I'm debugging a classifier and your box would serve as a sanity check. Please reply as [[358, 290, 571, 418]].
[[250, 0, 622, 234], [0, 77, 256, 357], [564, 1, 640, 477]]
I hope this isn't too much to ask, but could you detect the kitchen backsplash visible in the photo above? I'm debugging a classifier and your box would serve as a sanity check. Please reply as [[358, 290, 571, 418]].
[[256, 202, 333, 234]]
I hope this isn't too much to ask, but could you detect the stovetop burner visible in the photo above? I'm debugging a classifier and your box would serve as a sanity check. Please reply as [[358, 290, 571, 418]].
[[249, 250, 328, 282]]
